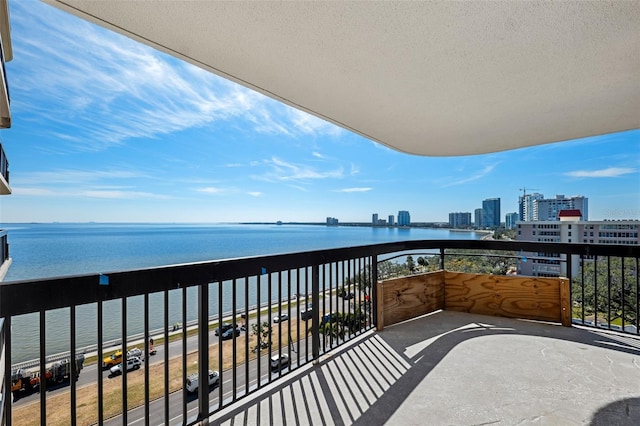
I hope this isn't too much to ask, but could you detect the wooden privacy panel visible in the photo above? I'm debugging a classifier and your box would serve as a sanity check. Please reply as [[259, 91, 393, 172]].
[[377, 271, 445, 329], [444, 271, 569, 324]]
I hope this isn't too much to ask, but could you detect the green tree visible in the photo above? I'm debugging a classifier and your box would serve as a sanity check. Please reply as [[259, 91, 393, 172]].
[[406, 255, 415, 272], [251, 321, 272, 352], [572, 257, 638, 325]]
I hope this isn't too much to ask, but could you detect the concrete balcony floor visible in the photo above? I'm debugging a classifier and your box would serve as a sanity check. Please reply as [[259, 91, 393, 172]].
[[211, 310, 640, 426]]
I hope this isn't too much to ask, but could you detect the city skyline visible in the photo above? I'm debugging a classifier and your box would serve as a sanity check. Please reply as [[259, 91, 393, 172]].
[[0, 1, 638, 224]]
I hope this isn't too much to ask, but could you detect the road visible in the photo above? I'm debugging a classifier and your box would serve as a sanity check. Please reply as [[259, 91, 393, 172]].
[[12, 291, 360, 424]]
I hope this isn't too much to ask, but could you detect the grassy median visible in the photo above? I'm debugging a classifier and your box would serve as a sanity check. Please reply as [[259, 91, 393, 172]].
[[12, 319, 307, 426]]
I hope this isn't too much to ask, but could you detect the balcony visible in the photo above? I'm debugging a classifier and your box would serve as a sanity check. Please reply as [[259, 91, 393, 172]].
[[0, 142, 9, 195], [0, 239, 638, 425]]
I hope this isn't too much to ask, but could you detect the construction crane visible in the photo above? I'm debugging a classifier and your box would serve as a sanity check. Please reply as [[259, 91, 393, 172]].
[[519, 187, 540, 197]]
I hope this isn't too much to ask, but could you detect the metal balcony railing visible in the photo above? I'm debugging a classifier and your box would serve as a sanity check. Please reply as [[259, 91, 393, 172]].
[[0, 142, 8, 193], [0, 239, 637, 425]]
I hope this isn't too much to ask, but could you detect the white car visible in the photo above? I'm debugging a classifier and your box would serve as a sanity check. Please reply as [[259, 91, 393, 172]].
[[185, 370, 220, 393], [270, 353, 290, 370], [273, 314, 289, 323], [110, 356, 142, 376], [127, 348, 142, 359]]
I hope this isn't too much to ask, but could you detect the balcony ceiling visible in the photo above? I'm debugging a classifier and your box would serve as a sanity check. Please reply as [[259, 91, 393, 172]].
[[45, 1, 639, 156]]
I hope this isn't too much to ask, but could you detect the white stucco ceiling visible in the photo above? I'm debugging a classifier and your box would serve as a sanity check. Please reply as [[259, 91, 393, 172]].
[[44, 1, 639, 156]]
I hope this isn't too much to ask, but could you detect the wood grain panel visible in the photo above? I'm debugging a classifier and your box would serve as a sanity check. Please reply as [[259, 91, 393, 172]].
[[379, 271, 445, 328], [444, 271, 564, 323]]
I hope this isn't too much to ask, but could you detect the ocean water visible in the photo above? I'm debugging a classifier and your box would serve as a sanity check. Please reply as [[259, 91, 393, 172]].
[[3, 223, 482, 363]]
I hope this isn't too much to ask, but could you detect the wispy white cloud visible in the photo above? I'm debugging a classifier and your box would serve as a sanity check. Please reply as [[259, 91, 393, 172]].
[[442, 164, 497, 187], [334, 187, 373, 193], [247, 191, 263, 197], [18, 169, 149, 185], [196, 187, 226, 194], [10, 2, 340, 152], [290, 109, 342, 136], [80, 190, 169, 199], [13, 187, 57, 196], [255, 157, 344, 183], [564, 167, 636, 178]]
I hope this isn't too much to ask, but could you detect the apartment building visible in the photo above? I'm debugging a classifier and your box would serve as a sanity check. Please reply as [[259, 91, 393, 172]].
[[516, 210, 639, 277], [482, 198, 501, 228], [449, 212, 472, 228]]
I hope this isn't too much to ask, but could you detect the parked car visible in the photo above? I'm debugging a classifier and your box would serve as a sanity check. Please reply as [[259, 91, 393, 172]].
[[343, 292, 355, 300], [270, 353, 290, 371], [221, 327, 240, 340], [215, 323, 233, 336], [300, 306, 313, 321], [109, 356, 142, 376], [321, 312, 337, 325], [185, 370, 219, 393], [273, 313, 289, 323], [102, 350, 123, 368], [127, 347, 143, 359]]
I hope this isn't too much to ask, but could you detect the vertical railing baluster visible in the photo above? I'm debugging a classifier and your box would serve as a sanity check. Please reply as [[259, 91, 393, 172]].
[[372, 255, 378, 328], [295, 268, 300, 367], [439, 247, 445, 270], [197, 283, 209, 422], [232, 278, 237, 400], [565, 251, 572, 326], [607, 256, 611, 328], [255, 274, 261, 388], [97, 301, 104, 426], [144, 293, 150, 426], [181, 286, 187, 422], [244, 277, 250, 396], [328, 263, 333, 348], [311, 264, 320, 362], [122, 297, 128, 424], [267, 272, 272, 382], [621, 257, 626, 331], [3, 316, 11, 426], [276, 270, 282, 377], [163, 290, 169, 425], [594, 256, 599, 327], [39, 310, 46, 425], [581, 254, 585, 323], [636, 257, 639, 334], [217, 280, 223, 409], [70, 305, 77, 426], [286, 269, 292, 369]]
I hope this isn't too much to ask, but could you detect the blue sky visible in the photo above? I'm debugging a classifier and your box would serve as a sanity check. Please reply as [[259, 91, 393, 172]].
[[0, 1, 638, 223]]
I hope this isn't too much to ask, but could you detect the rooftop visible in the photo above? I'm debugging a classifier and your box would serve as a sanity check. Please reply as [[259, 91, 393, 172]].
[[212, 310, 640, 425]]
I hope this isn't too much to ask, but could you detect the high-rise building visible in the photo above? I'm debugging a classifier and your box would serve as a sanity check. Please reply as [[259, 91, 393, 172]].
[[482, 198, 501, 228], [474, 208, 483, 228], [398, 211, 410, 226], [372, 213, 378, 225], [326, 217, 339, 226], [388, 215, 394, 226], [519, 192, 544, 221], [533, 195, 588, 221], [505, 212, 519, 229], [516, 210, 639, 277], [449, 212, 472, 228]]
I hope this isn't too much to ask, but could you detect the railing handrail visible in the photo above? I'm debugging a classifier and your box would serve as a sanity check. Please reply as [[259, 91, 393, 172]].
[[0, 240, 638, 318]]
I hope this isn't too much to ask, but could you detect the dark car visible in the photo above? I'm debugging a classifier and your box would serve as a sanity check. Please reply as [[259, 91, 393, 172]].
[[214, 323, 233, 336], [220, 327, 240, 340], [344, 292, 355, 300]]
